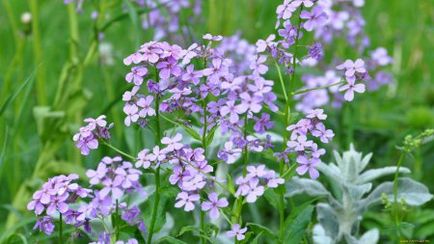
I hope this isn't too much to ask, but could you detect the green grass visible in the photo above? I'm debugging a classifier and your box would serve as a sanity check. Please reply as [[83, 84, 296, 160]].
[[0, 0, 433, 242]]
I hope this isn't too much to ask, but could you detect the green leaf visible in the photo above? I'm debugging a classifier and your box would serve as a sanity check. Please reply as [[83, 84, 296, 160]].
[[6, 233, 28, 244], [0, 71, 35, 116], [264, 188, 283, 210], [160, 115, 201, 141], [206, 125, 218, 146], [249, 231, 263, 244], [143, 185, 178, 233], [283, 205, 314, 243], [246, 223, 277, 240], [178, 225, 215, 243], [157, 236, 188, 244]]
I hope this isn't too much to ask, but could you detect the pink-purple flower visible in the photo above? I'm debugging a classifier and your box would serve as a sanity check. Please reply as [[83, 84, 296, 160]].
[[201, 192, 228, 219]]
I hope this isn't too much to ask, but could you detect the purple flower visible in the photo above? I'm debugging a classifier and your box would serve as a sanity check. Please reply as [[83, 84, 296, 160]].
[[308, 43, 324, 61], [137, 96, 156, 118], [276, 0, 297, 20], [156, 59, 182, 80], [296, 155, 320, 179], [175, 192, 199, 211], [161, 133, 184, 152], [256, 34, 276, 53], [293, 0, 314, 8], [300, 6, 328, 32], [306, 109, 327, 120], [33, 216, 55, 235], [73, 115, 111, 155], [27, 174, 90, 217], [336, 59, 366, 77], [287, 135, 314, 151], [311, 123, 334, 143], [250, 55, 268, 75], [246, 165, 267, 178], [201, 192, 228, 219], [278, 21, 297, 47], [227, 224, 247, 241], [147, 146, 166, 163], [121, 206, 141, 225], [125, 66, 148, 85], [218, 141, 242, 164], [203, 33, 223, 41], [220, 101, 243, 124], [182, 64, 202, 84], [73, 129, 98, 155], [263, 171, 284, 188], [338, 77, 366, 101], [254, 113, 274, 133], [123, 103, 139, 126], [237, 92, 262, 114], [371, 47, 392, 66], [86, 157, 142, 200], [245, 178, 265, 203]]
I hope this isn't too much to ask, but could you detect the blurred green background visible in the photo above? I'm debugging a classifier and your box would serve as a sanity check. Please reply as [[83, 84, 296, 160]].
[[0, 0, 433, 242]]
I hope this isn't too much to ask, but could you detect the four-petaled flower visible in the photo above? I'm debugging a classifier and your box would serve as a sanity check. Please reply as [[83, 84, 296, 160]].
[[201, 192, 229, 219]]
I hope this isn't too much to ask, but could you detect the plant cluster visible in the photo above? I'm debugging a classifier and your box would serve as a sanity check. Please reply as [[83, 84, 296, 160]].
[[21, 0, 432, 243]]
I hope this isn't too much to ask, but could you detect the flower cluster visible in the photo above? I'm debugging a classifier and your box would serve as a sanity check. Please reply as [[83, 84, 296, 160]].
[[27, 157, 146, 240], [31, 0, 395, 242], [258, 0, 394, 111], [235, 164, 284, 203], [73, 115, 111, 155], [285, 109, 334, 179], [27, 174, 91, 234], [139, 0, 202, 42], [122, 35, 277, 172]]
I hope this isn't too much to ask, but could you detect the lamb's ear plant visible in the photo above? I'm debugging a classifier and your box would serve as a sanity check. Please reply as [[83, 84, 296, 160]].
[[286, 144, 433, 244]]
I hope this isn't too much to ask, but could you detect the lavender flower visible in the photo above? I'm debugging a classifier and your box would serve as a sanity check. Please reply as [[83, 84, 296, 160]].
[[201, 192, 228, 219], [175, 191, 199, 211], [33, 216, 55, 235], [338, 77, 366, 101], [73, 115, 111, 155], [300, 6, 327, 32], [336, 59, 367, 78], [227, 224, 248, 241]]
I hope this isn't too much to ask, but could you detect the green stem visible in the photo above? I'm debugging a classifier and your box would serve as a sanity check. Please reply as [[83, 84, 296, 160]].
[[102, 141, 136, 161], [289, 6, 304, 92], [392, 153, 405, 238], [291, 81, 344, 96], [275, 61, 289, 106], [200, 100, 208, 244], [242, 115, 248, 176], [200, 211, 206, 244], [147, 167, 161, 243], [147, 89, 162, 243], [59, 213, 63, 244], [277, 7, 304, 243], [29, 0, 47, 105], [115, 199, 120, 241]]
